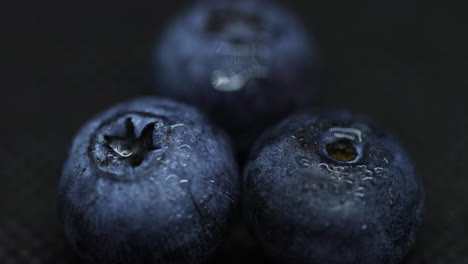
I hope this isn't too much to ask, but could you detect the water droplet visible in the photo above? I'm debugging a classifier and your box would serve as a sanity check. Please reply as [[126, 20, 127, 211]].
[[170, 123, 185, 129], [355, 192, 365, 198], [295, 156, 312, 168], [344, 179, 354, 185], [318, 163, 334, 173], [165, 174, 177, 181], [362, 176, 374, 181], [329, 127, 363, 142], [111, 143, 133, 158], [178, 144, 191, 150], [286, 167, 297, 176]]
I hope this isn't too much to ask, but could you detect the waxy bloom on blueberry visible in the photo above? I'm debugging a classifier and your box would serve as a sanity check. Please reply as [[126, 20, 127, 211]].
[[153, 0, 317, 150], [58, 97, 239, 264], [243, 111, 424, 264]]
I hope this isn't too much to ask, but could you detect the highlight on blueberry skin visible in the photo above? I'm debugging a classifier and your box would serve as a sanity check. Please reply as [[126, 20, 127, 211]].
[[243, 111, 424, 264], [58, 97, 239, 264], [154, 0, 317, 149]]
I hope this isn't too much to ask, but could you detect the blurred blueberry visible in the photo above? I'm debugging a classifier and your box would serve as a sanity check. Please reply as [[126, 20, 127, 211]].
[[153, 0, 317, 151], [58, 97, 239, 264], [243, 111, 424, 264]]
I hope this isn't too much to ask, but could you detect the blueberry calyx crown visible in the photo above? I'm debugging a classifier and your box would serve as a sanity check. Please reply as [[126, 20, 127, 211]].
[[104, 117, 160, 167], [89, 112, 171, 176]]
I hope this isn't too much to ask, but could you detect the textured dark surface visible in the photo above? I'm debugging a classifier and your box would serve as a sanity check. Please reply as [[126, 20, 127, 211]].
[[1, 0, 467, 263]]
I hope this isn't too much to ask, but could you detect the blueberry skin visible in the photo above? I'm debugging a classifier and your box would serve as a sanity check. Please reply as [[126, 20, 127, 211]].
[[154, 0, 316, 149], [243, 111, 424, 264], [58, 97, 239, 264]]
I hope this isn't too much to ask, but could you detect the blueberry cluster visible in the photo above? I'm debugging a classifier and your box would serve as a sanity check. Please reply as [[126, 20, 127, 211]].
[[58, 0, 424, 263]]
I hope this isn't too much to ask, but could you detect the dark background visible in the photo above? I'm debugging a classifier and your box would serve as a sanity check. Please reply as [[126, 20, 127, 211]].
[[1, 0, 467, 263]]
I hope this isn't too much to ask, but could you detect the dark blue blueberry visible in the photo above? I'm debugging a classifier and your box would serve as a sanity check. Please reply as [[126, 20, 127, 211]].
[[153, 0, 316, 150], [58, 97, 239, 264], [243, 111, 424, 264]]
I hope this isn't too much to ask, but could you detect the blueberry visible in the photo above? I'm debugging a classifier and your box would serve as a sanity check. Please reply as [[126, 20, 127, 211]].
[[243, 111, 424, 264], [153, 0, 316, 150], [58, 97, 239, 264]]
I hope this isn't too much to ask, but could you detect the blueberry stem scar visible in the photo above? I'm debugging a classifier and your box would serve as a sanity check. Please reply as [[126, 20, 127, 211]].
[[326, 140, 358, 162]]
